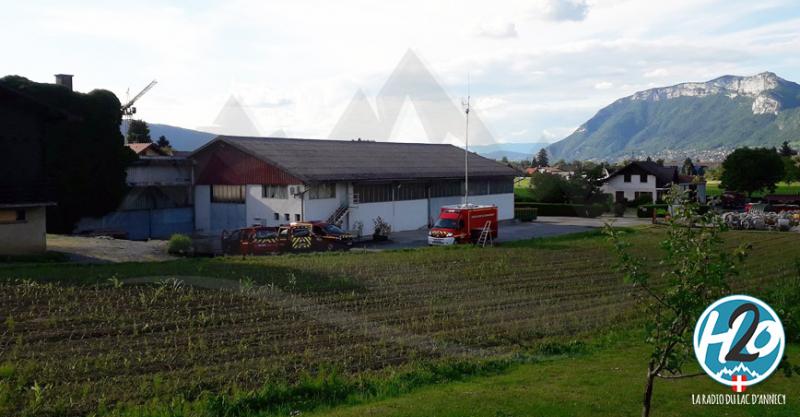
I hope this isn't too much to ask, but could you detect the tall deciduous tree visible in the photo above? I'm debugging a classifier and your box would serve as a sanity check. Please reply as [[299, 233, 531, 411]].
[[720, 147, 784, 197], [0, 75, 136, 233], [126, 119, 152, 144], [605, 189, 748, 417], [156, 135, 170, 148]]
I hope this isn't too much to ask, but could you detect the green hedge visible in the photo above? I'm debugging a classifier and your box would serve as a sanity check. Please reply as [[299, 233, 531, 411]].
[[637, 204, 669, 218], [515, 207, 538, 221], [515, 202, 606, 218], [636, 204, 709, 218]]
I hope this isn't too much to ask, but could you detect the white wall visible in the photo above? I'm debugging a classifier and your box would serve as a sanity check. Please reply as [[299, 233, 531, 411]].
[[194, 185, 210, 232], [601, 174, 657, 201], [304, 182, 349, 223], [349, 199, 429, 235], [245, 184, 304, 226], [0, 206, 46, 254]]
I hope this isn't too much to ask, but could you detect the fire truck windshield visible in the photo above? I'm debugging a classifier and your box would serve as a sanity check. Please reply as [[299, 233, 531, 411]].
[[322, 224, 345, 234], [433, 218, 459, 229]]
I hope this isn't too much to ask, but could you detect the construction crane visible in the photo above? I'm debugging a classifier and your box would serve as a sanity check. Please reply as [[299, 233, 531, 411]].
[[121, 80, 157, 119]]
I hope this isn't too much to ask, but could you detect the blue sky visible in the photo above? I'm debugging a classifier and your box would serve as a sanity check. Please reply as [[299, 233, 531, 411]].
[[3, 0, 800, 146]]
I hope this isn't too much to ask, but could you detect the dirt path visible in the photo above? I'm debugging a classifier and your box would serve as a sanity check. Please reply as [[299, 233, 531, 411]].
[[124, 275, 495, 359], [48, 235, 177, 263]]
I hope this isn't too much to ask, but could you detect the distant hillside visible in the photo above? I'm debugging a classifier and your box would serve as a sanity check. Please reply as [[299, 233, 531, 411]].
[[121, 121, 215, 151], [547, 72, 800, 162], [470, 142, 548, 161]]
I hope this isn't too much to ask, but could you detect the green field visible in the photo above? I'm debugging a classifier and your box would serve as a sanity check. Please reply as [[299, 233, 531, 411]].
[[1, 228, 798, 417], [706, 180, 800, 197]]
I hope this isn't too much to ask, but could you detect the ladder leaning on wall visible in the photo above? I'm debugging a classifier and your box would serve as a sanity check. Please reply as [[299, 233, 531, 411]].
[[476, 221, 493, 247]]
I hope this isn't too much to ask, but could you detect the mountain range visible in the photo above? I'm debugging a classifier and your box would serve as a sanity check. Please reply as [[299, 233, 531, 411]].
[[547, 72, 800, 162], [120, 121, 546, 161], [120, 120, 215, 151]]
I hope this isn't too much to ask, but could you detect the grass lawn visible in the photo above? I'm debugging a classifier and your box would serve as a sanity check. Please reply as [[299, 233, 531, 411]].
[[706, 180, 800, 197], [1, 227, 799, 416], [309, 339, 799, 417], [514, 177, 535, 201]]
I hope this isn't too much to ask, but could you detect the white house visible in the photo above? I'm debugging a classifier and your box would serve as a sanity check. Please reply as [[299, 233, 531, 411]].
[[190, 136, 517, 236], [601, 160, 706, 203]]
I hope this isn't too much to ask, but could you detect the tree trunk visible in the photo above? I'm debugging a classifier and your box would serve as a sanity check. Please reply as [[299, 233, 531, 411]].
[[642, 364, 656, 417]]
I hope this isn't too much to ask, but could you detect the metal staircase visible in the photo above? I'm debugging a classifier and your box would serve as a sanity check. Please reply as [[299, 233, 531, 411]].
[[476, 221, 493, 247], [326, 204, 349, 226]]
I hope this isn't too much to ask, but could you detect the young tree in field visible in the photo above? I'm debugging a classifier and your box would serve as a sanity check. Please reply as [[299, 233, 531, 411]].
[[126, 119, 152, 143], [605, 189, 748, 417], [534, 148, 549, 167], [720, 147, 784, 196], [779, 141, 797, 157]]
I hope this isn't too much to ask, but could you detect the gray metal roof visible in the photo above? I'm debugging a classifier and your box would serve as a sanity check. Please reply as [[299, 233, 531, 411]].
[[195, 136, 518, 182]]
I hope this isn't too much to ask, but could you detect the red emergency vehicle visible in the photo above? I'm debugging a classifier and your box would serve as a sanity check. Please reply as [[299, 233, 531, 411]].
[[427, 204, 498, 245]]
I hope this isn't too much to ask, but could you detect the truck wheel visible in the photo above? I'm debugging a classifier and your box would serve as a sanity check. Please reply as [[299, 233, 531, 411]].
[[327, 243, 335, 251]]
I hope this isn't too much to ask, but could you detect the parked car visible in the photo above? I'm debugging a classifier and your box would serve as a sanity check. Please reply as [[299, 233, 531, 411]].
[[222, 222, 353, 255]]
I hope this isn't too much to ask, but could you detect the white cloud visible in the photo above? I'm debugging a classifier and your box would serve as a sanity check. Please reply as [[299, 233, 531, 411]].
[[477, 20, 519, 39], [532, 0, 591, 22], [644, 68, 669, 78], [5, 0, 800, 149]]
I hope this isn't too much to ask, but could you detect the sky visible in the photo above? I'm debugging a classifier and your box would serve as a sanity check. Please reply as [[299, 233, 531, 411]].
[[3, 0, 800, 146]]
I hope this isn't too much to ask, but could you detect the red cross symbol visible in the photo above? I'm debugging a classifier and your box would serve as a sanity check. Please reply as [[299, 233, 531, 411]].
[[731, 374, 747, 392]]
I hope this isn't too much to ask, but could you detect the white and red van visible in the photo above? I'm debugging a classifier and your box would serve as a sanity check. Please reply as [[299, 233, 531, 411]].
[[427, 204, 498, 245]]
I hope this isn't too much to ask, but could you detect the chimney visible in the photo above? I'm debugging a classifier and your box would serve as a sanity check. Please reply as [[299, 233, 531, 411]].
[[54, 74, 73, 91]]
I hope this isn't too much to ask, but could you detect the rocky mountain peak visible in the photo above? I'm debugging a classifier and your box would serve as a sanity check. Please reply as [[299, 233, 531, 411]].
[[628, 72, 790, 115]]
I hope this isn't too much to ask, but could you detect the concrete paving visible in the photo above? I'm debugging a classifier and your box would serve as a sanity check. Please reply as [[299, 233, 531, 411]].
[[357, 215, 652, 250]]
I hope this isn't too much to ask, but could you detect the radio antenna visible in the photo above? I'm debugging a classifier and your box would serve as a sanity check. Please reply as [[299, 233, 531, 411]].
[[462, 75, 471, 206]]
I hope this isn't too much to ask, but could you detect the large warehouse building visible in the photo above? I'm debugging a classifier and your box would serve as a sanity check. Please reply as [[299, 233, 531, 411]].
[[191, 136, 517, 236]]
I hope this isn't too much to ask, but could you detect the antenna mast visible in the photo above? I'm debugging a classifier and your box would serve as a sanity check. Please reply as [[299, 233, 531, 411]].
[[463, 76, 470, 206]]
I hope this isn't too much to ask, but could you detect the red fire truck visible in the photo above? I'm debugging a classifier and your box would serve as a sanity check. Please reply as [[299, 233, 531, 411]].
[[427, 204, 498, 245]]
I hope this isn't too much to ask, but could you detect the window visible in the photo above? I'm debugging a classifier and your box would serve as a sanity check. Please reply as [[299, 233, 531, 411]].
[[255, 229, 277, 239], [274, 213, 280, 221], [284, 213, 290, 221], [640, 174, 647, 183], [309, 183, 336, 199], [263, 184, 288, 199], [354, 183, 393, 203], [211, 185, 245, 203], [0, 209, 25, 224], [634, 192, 653, 203], [293, 227, 310, 237], [623, 174, 631, 183], [294, 214, 301, 221], [396, 183, 427, 200], [430, 181, 462, 198], [465, 180, 490, 196], [433, 218, 459, 229], [489, 179, 513, 194]]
